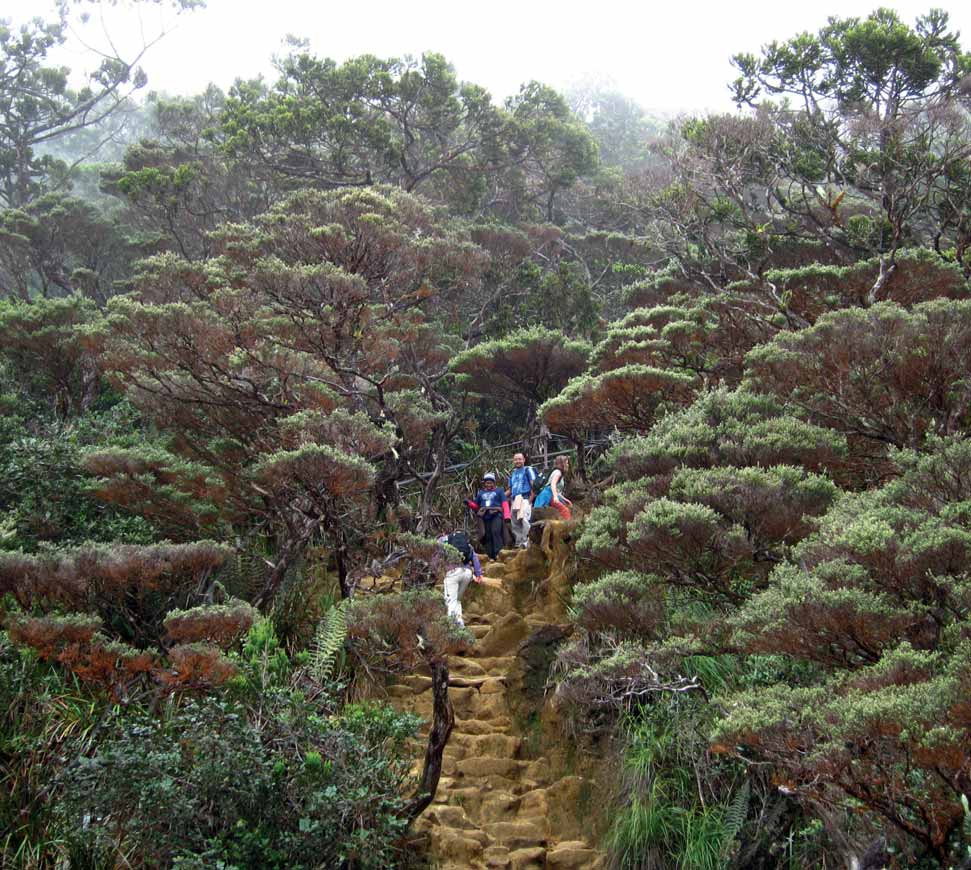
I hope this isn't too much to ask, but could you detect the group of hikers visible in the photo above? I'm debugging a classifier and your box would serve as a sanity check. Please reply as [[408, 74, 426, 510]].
[[438, 452, 572, 626]]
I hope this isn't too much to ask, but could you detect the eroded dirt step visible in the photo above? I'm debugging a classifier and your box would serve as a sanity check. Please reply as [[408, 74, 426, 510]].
[[421, 804, 480, 831], [448, 654, 487, 675], [473, 614, 529, 658], [469, 654, 517, 671], [426, 828, 487, 867], [482, 844, 512, 868], [451, 732, 521, 755], [484, 819, 549, 851], [546, 841, 606, 869], [455, 714, 512, 734], [508, 845, 547, 868], [453, 756, 526, 779]]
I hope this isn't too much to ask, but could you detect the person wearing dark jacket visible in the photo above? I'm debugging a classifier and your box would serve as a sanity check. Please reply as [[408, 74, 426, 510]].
[[466, 472, 510, 559], [437, 531, 482, 626]]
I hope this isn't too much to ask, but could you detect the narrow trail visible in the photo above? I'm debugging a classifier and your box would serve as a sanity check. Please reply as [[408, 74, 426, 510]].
[[389, 521, 606, 870]]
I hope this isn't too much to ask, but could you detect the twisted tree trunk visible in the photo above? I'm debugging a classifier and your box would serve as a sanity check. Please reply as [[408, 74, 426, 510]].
[[405, 656, 454, 823]]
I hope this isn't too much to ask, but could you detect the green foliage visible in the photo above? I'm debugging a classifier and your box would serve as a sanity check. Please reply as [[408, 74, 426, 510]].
[[0, 294, 101, 416], [309, 603, 347, 683], [218, 51, 597, 220], [56, 679, 418, 868], [0, 403, 157, 552], [571, 571, 664, 638], [0, 630, 107, 865], [451, 325, 592, 417], [603, 705, 768, 870], [345, 589, 472, 674], [6, 5, 971, 867], [1, 617, 420, 869], [745, 299, 971, 454]]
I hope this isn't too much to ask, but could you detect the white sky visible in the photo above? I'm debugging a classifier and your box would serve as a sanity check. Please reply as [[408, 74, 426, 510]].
[[8, 0, 971, 113]]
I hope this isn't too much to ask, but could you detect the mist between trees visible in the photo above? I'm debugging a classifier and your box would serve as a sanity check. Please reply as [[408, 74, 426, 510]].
[[4, 2, 971, 867]]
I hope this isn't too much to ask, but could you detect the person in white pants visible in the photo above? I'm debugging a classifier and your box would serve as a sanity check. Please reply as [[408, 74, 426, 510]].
[[439, 534, 483, 627]]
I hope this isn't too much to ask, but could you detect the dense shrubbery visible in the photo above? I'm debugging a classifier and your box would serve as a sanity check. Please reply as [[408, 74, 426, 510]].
[[0, 620, 421, 869], [0, 398, 156, 552]]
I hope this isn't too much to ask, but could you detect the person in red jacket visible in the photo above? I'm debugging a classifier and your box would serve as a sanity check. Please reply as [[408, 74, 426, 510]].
[[466, 472, 510, 559]]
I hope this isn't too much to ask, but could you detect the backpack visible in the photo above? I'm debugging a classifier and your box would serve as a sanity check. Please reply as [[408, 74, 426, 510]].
[[445, 531, 473, 563], [531, 469, 550, 494]]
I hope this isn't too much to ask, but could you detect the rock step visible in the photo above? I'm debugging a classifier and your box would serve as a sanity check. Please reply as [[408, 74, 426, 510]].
[[384, 527, 604, 869], [455, 715, 512, 734], [508, 846, 546, 869], [483, 844, 512, 868], [465, 612, 502, 625], [450, 731, 521, 756], [454, 755, 526, 779], [400, 673, 433, 692], [428, 828, 487, 865], [450, 690, 509, 721], [448, 655, 486, 675], [470, 655, 517, 671], [546, 841, 605, 869], [484, 819, 548, 850], [472, 613, 529, 658]]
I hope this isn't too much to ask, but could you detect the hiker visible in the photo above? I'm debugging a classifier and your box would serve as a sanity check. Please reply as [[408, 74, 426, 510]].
[[438, 530, 482, 627], [466, 472, 510, 560], [506, 452, 537, 548], [534, 454, 572, 520]]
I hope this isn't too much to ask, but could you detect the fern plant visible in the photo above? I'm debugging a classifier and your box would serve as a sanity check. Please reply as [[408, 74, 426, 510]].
[[309, 603, 347, 683], [721, 779, 750, 853]]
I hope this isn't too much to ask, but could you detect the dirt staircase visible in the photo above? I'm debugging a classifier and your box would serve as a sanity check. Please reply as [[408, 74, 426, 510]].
[[389, 522, 605, 869]]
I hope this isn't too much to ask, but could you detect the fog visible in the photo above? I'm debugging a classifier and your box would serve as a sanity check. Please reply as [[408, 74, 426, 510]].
[[8, 0, 971, 112]]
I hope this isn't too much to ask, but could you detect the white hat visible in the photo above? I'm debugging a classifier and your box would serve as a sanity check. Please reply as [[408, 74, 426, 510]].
[[482, 472, 496, 482]]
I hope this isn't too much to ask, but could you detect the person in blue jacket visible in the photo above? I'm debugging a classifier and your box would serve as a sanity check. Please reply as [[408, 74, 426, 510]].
[[466, 472, 510, 560], [506, 452, 537, 548]]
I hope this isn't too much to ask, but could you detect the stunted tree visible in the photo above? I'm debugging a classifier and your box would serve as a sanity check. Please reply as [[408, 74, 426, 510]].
[[217, 52, 597, 220], [539, 305, 720, 440], [451, 326, 590, 441], [716, 438, 971, 863], [731, 8, 971, 285], [745, 298, 971, 476], [102, 87, 274, 261], [576, 388, 843, 609], [346, 585, 470, 823], [0, 294, 100, 415], [0, 541, 247, 699], [0, 0, 200, 208], [85, 186, 487, 602], [0, 193, 139, 302], [630, 9, 971, 334]]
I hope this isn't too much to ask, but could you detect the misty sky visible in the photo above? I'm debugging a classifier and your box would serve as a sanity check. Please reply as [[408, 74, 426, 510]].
[[9, 0, 971, 113]]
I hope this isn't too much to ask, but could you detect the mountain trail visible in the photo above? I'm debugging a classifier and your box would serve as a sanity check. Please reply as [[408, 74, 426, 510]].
[[389, 520, 606, 869]]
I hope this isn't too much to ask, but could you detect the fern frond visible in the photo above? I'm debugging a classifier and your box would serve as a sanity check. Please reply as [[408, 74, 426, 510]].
[[221, 548, 267, 600], [723, 778, 751, 845], [310, 603, 346, 682]]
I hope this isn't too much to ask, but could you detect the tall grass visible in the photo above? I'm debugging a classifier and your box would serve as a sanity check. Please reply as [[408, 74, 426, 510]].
[[605, 706, 746, 870], [1, 632, 108, 868]]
